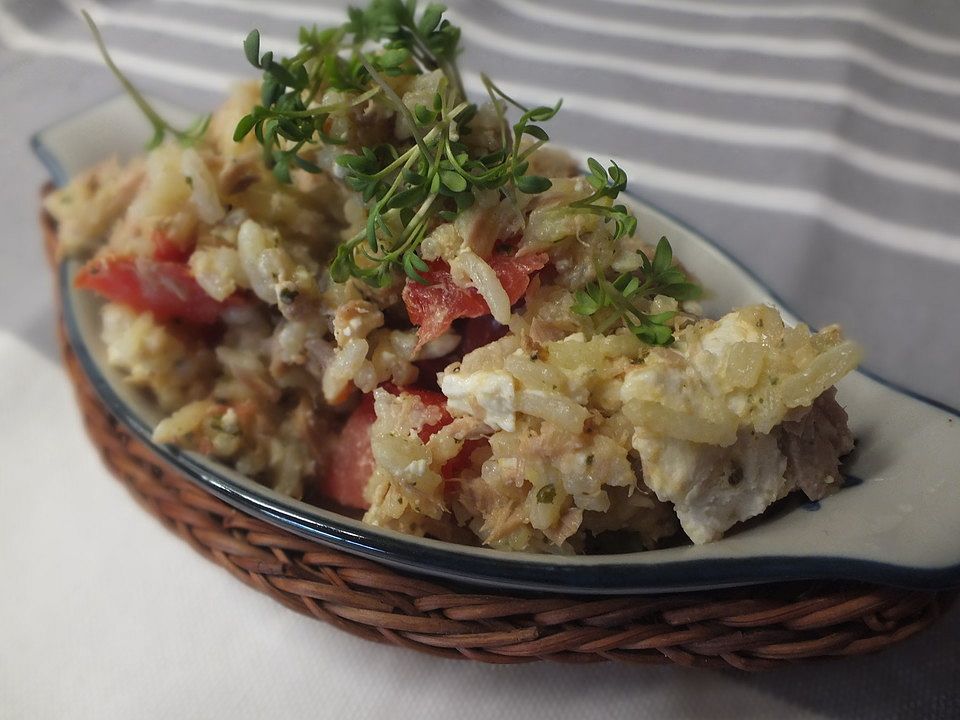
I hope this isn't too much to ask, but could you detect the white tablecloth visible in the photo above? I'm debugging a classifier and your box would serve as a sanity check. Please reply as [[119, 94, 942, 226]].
[[2, 1, 959, 717]]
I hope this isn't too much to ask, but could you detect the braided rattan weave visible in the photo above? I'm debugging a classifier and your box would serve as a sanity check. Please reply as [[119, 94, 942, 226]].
[[44, 202, 954, 669]]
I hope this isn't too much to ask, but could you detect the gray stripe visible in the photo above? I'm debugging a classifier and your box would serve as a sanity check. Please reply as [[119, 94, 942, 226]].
[[5, 0, 960, 409], [53, 2, 960, 232]]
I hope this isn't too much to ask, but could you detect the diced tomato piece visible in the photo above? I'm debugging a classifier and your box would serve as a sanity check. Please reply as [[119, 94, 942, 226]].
[[322, 393, 378, 511], [320, 385, 486, 511], [402, 252, 548, 347], [381, 383, 452, 441], [75, 255, 242, 325], [151, 229, 194, 263]]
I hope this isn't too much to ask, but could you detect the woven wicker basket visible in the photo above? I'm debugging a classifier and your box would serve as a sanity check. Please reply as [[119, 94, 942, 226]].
[[43, 200, 954, 669]]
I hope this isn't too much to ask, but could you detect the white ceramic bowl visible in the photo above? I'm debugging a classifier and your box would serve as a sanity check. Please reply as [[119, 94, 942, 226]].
[[36, 95, 960, 593]]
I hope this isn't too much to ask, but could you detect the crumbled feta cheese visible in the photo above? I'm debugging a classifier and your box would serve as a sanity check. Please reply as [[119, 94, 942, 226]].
[[621, 364, 688, 407], [700, 314, 762, 357], [220, 407, 239, 434], [440, 369, 517, 431]]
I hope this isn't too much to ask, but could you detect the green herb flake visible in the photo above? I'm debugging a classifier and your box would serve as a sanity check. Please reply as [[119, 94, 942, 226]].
[[83, 11, 210, 149], [229, 2, 575, 288], [571, 236, 702, 346], [536, 484, 557, 504]]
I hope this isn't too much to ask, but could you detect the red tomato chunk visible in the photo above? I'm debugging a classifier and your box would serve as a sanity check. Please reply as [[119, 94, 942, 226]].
[[323, 393, 378, 511], [402, 252, 548, 346], [320, 385, 484, 511], [75, 255, 242, 325], [151, 229, 194, 263]]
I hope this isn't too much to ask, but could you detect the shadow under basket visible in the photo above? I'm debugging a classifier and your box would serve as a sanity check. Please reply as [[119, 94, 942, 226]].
[[44, 202, 955, 670]]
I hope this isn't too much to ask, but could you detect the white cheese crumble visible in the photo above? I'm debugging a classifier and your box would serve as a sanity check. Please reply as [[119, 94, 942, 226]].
[[699, 313, 762, 358], [440, 369, 517, 431], [401, 459, 429, 478]]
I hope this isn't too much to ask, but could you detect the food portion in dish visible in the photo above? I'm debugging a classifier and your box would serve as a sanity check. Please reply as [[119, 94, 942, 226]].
[[46, 2, 862, 554]]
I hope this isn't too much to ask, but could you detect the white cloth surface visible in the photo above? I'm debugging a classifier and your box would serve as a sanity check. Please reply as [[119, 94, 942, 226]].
[[2, 0, 960, 717]]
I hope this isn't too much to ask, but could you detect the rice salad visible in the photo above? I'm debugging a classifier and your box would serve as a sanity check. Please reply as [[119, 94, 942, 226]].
[[47, 2, 862, 554]]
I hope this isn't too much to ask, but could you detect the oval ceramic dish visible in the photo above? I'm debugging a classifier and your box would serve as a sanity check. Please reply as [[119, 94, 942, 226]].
[[35, 95, 960, 595]]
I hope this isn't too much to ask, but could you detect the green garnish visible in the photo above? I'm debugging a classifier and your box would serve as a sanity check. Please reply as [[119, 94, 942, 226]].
[[571, 236, 702, 345], [327, 73, 562, 287], [234, 0, 470, 185], [82, 11, 210, 149], [84, 0, 702, 347], [536, 484, 557, 504], [233, 1, 700, 344], [235, 1, 565, 288], [568, 158, 637, 241]]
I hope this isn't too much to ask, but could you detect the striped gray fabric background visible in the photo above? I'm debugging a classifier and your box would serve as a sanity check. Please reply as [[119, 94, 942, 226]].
[[3, 0, 959, 407]]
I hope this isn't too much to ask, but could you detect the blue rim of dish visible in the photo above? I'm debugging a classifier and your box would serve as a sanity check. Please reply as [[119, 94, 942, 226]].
[[34, 119, 960, 595]]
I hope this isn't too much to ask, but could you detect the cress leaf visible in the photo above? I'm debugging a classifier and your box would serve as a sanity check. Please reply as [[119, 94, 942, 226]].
[[244, 30, 262, 67], [516, 175, 552, 194]]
